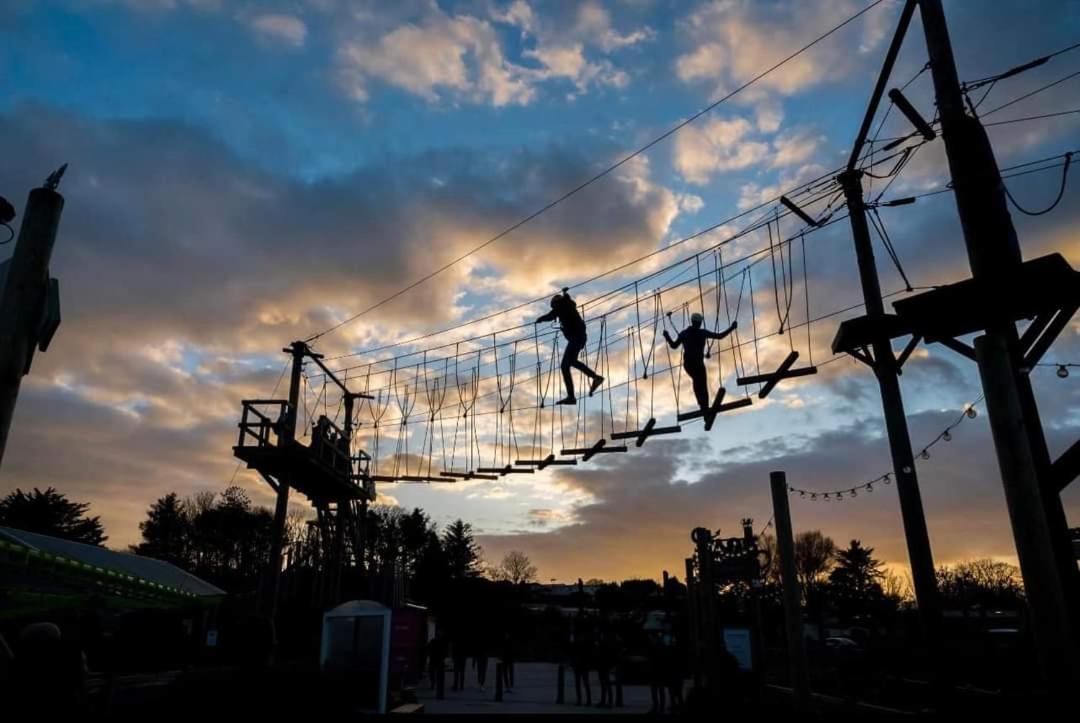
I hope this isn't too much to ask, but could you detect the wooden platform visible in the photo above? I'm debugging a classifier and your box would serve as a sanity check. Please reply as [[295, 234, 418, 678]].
[[832, 254, 1079, 353], [233, 440, 370, 502]]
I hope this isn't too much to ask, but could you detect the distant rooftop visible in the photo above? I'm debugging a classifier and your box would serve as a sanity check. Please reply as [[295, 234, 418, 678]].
[[0, 525, 225, 598]]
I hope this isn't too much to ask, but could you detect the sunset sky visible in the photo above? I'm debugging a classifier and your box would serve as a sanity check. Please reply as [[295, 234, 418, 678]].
[[1, 0, 1078, 583]]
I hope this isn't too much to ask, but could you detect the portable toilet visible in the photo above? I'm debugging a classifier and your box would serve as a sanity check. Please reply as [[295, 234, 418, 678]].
[[321, 600, 392, 713]]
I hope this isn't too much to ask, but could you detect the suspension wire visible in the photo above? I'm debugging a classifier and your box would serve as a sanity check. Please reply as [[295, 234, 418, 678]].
[[868, 206, 913, 291], [658, 292, 682, 417], [802, 234, 813, 366], [370, 284, 926, 430], [748, 270, 762, 394], [314, 157, 888, 371], [330, 208, 852, 405], [1003, 151, 1073, 216]]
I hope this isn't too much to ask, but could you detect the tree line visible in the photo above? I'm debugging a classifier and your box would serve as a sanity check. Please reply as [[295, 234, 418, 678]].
[[0, 486, 1025, 614]]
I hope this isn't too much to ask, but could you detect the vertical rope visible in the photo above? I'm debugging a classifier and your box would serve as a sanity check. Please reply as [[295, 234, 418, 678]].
[[748, 270, 763, 394], [802, 233, 813, 365]]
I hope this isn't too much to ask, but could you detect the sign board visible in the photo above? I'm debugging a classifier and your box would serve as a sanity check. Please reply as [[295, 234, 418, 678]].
[[722, 627, 753, 671]]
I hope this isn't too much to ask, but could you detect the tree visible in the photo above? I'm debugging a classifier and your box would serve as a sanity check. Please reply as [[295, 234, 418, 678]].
[[937, 559, 1024, 610], [828, 540, 885, 619], [493, 550, 537, 585], [131, 492, 190, 566], [443, 519, 483, 580], [0, 487, 107, 545], [794, 530, 835, 592]]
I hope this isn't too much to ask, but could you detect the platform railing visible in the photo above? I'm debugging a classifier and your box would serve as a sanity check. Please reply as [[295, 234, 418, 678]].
[[237, 399, 288, 448]]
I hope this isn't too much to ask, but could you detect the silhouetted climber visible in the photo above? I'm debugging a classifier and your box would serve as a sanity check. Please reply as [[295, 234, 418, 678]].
[[536, 292, 603, 405], [663, 313, 736, 419]]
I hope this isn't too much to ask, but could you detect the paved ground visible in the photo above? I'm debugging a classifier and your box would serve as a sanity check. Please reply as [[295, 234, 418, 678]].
[[414, 662, 658, 714]]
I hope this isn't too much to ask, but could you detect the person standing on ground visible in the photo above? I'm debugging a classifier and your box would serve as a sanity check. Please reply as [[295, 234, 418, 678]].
[[499, 629, 516, 693], [427, 630, 447, 691], [474, 629, 489, 692], [450, 630, 467, 692], [595, 622, 615, 708], [570, 617, 593, 706], [647, 631, 667, 713]]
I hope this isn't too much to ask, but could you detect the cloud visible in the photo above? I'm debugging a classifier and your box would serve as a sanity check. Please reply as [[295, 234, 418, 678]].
[[674, 117, 769, 184], [491, 0, 535, 35], [0, 104, 688, 546], [573, 1, 655, 52], [770, 129, 825, 169], [675, 0, 888, 97], [480, 406, 1080, 582], [337, 1, 650, 106], [673, 115, 823, 185], [249, 13, 308, 48], [339, 9, 534, 106], [521, 43, 629, 94]]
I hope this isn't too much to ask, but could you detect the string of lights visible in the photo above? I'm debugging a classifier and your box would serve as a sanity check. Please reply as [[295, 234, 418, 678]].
[[788, 395, 984, 501], [1029, 362, 1077, 379]]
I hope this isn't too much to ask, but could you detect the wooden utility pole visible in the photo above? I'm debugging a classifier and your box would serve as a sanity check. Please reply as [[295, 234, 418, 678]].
[[917, 0, 1078, 684], [261, 340, 306, 617], [838, 169, 941, 632], [769, 471, 810, 709], [0, 170, 65, 469], [833, 0, 941, 639]]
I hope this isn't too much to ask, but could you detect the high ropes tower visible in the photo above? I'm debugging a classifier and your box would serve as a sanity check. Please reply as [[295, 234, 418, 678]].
[[233, 341, 374, 615]]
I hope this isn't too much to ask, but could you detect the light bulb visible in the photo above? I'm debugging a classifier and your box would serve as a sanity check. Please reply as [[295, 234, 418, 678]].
[[884, 474, 893, 484], [851, 489, 858, 497], [901, 465, 912, 474], [824, 493, 830, 500], [920, 450, 930, 460], [943, 430, 952, 442], [966, 407, 977, 419], [867, 484, 874, 493], [1058, 365, 1070, 379], [811, 494, 817, 500]]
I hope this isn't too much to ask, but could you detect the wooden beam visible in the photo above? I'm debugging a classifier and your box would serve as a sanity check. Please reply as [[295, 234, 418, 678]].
[[937, 336, 976, 361], [610, 417, 682, 447], [515, 455, 577, 470], [895, 334, 922, 371], [561, 438, 628, 461], [737, 352, 818, 398], [476, 465, 535, 475], [1052, 438, 1080, 493], [848, 347, 875, 368]]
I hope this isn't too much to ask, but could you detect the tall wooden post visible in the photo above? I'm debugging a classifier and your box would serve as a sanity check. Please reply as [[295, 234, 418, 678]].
[[770, 471, 810, 708], [262, 340, 305, 618], [692, 528, 715, 692], [838, 169, 941, 637], [918, 0, 1078, 684], [685, 556, 701, 691], [0, 177, 64, 468]]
